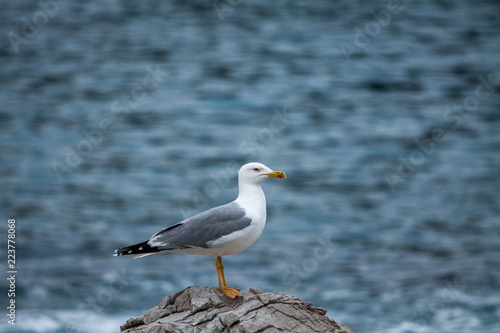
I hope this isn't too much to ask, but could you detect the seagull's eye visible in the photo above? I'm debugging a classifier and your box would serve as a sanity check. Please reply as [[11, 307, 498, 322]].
[[253, 168, 260, 172]]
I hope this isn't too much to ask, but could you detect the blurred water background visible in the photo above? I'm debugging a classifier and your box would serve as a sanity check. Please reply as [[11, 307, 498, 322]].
[[1, 0, 499, 332]]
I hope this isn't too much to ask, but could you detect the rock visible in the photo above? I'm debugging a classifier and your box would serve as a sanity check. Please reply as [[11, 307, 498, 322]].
[[121, 285, 353, 333]]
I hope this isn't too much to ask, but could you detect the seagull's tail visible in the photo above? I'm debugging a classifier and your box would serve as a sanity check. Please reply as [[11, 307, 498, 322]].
[[114, 241, 162, 259]]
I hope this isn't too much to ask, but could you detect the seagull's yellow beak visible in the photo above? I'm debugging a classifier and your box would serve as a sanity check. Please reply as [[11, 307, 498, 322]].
[[267, 170, 287, 179]]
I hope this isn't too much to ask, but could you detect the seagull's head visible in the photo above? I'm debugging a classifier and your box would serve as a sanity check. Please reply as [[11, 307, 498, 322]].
[[238, 162, 287, 186]]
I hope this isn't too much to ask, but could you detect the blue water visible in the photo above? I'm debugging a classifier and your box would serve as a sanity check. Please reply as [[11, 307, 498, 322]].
[[1, 1, 499, 332]]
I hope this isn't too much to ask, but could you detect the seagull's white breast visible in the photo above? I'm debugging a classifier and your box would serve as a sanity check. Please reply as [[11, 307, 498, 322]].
[[207, 187, 267, 257]]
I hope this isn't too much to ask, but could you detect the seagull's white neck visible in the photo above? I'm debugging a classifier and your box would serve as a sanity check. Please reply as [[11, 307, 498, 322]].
[[235, 181, 266, 213], [230, 177, 269, 252]]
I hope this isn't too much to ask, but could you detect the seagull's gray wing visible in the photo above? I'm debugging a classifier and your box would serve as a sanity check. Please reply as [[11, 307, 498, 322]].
[[148, 201, 251, 250]]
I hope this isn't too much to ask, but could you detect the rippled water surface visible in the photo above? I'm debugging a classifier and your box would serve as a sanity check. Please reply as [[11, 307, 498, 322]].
[[1, 1, 499, 332]]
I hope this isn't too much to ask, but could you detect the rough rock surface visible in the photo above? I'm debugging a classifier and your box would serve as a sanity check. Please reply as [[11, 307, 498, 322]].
[[121, 285, 353, 333]]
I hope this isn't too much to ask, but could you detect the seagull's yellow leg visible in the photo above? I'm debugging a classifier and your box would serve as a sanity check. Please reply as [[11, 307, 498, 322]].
[[215, 257, 240, 299], [215, 257, 224, 287], [218, 257, 228, 287]]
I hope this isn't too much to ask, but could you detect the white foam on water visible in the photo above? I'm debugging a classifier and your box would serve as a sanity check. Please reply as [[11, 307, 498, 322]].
[[0, 309, 133, 333]]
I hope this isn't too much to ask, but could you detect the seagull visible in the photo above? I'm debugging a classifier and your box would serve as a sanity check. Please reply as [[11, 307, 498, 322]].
[[114, 162, 287, 298]]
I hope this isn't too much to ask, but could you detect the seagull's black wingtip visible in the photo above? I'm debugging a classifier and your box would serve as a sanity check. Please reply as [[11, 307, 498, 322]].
[[114, 241, 161, 257]]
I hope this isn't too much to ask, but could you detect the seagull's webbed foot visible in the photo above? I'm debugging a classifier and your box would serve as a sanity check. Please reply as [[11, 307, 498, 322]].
[[215, 257, 241, 299], [219, 286, 240, 299]]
